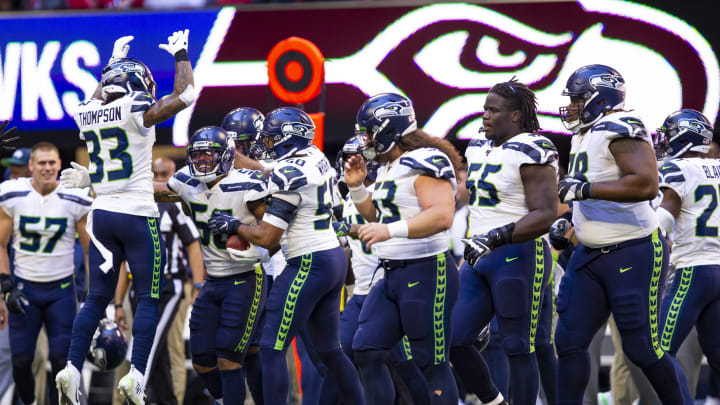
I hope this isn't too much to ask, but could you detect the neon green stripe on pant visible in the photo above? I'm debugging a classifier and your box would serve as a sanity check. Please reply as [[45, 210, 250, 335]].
[[274, 254, 312, 350]]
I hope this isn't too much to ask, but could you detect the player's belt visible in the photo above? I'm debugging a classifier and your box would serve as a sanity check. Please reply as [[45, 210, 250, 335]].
[[379, 254, 439, 271]]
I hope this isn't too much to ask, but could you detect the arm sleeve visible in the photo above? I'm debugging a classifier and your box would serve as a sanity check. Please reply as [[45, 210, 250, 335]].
[[594, 115, 650, 143], [262, 192, 301, 231], [129, 91, 155, 135], [397, 150, 455, 181], [659, 161, 690, 198], [503, 136, 560, 171], [269, 165, 309, 193]]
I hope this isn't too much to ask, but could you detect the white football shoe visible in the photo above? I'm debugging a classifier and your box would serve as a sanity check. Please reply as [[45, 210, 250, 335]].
[[55, 362, 81, 405], [118, 365, 146, 405]]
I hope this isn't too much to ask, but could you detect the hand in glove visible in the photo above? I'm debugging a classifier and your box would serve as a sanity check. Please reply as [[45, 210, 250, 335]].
[[60, 162, 91, 189], [549, 217, 572, 250], [159, 29, 189, 58], [0, 121, 19, 151], [462, 223, 515, 267], [558, 176, 592, 203], [109, 35, 134, 63], [1, 274, 28, 315], [333, 220, 351, 237], [208, 212, 240, 236]]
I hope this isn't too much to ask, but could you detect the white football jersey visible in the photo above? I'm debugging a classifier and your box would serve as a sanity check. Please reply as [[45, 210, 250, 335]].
[[0, 179, 92, 282], [465, 132, 558, 235], [168, 167, 269, 277], [263, 146, 339, 260], [342, 186, 383, 296], [659, 158, 720, 268], [371, 147, 457, 260], [569, 111, 659, 247], [74, 92, 158, 217]]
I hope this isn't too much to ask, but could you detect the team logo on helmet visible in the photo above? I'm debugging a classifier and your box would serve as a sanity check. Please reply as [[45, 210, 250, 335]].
[[253, 116, 263, 130], [280, 122, 314, 139], [373, 102, 414, 120], [678, 119, 713, 142], [589, 74, 625, 90]]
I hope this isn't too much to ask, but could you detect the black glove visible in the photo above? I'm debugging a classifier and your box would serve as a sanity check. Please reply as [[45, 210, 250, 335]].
[[1, 273, 28, 315], [0, 120, 19, 151], [549, 214, 572, 250], [558, 176, 592, 203], [462, 223, 515, 267], [208, 212, 240, 236]]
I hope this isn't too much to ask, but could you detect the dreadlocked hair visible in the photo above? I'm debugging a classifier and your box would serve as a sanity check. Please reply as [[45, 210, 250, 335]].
[[397, 129, 464, 178], [489, 78, 540, 133]]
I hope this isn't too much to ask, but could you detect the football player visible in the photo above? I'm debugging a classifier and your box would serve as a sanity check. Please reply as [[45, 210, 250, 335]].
[[554, 64, 686, 404], [344, 93, 462, 405], [0, 142, 92, 405], [320, 135, 428, 405], [207, 107, 365, 405], [457, 79, 558, 405], [221, 107, 266, 172], [56, 31, 196, 405], [654, 110, 720, 400], [154, 126, 268, 404]]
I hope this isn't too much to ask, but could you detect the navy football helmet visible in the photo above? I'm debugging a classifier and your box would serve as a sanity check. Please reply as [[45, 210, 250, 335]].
[[560, 64, 625, 134], [656, 109, 714, 160], [221, 107, 264, 156], [356, 93, 417, 159], [187, 126, 235, 183], [335, 134, 379, 183], [258, 107, 315, 161], [87, 319, 127, 371], [101, 58, 156, 100]]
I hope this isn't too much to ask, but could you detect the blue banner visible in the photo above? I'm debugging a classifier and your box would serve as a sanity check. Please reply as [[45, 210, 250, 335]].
[[0, 9, 221, 130]]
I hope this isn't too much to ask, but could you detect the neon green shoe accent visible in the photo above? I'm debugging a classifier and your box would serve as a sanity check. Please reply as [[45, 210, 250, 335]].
[[274, 255, 312, 350], [433, 252, 447, 364], [235, 265, 264, 353], [529, 238, 544, 353], [148, 218, 162, 299], [661, 266, 694, 351], [650, 229, 664, 359], [401, 335, 413, 360]]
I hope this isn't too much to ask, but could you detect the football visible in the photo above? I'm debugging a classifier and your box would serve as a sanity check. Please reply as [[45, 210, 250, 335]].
[[226, 234, 250, 251]]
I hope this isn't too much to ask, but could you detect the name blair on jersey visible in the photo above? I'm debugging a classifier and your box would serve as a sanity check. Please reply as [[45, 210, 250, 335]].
[[77, 105, 122, 127], [702, 164, 720, 179]]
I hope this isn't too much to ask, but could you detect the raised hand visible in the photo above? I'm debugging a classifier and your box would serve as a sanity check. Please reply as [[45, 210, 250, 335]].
[[109, 35, 134, 63], [159, 29, 189, 57], [0, 121, 19, 151], [343, 154, 367, 188], [60, 162, 91, 189]]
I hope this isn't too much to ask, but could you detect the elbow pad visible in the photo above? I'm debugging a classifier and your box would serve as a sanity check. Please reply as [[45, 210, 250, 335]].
[[178, 84, 196, 106], [657, 207, 675, 236]]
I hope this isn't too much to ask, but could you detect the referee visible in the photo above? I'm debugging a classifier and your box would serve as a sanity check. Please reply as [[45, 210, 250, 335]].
[[115, 157, 205, 405]]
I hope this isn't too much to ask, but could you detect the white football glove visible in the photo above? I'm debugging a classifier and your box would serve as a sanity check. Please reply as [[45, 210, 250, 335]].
[[158, 29, 189, 56], [227, 244, 262, 262], [109, 35, 134, 64], [60, 162, 91, 189]]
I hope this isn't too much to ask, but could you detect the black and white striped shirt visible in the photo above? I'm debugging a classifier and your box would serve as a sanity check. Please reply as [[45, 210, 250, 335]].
[[158, 202, 200, 280]]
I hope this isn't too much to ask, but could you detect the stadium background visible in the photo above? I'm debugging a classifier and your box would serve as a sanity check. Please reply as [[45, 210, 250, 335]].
[[0, 0, 718, 173], [1, 0, 720, 403]]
